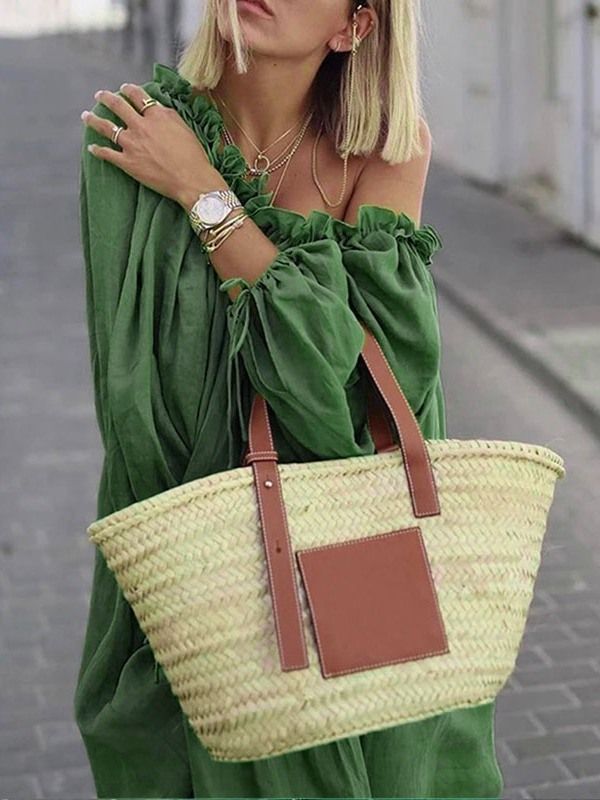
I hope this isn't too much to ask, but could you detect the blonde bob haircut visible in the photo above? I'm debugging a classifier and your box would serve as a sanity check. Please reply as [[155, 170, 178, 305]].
[[177, 0, 427, 165]]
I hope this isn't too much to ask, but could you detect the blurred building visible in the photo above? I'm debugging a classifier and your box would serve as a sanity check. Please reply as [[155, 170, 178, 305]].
[[423, 0, 600, 248], [0, 0, 127, 36]]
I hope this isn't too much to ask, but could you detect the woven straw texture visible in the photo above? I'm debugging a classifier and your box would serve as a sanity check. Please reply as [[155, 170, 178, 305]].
[[88, 437, 565, 762]]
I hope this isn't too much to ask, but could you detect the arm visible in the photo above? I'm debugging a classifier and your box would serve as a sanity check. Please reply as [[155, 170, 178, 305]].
[[178, 172, 282, 303], [176, 119, 441, 463], [179, 176, 367, 463]]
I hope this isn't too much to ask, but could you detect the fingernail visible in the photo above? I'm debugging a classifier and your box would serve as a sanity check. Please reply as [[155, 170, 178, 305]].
[[80, 110, 89, 120]]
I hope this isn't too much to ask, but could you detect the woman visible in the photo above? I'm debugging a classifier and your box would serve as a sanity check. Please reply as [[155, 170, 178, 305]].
[[75, 0, 504, 797]]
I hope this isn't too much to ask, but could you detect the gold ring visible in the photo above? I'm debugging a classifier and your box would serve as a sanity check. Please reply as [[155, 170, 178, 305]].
[[140, 98, 160, 115], [111, 124, 125, 146]]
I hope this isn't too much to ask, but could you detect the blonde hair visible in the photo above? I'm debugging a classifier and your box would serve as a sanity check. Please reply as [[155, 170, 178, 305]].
[[177, 0, 426, 165]]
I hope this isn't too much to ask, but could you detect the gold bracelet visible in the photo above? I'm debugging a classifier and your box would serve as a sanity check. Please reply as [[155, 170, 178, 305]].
[[201, 208, 247, 245], [205, 213, 248, 252], [205, 216, 247, 252], [202, 210, 247, 250]]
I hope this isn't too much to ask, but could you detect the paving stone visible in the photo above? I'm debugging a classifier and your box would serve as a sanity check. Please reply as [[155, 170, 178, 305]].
[[515, 661, 600, 688], [0, 745, 36, 780], [502, 788, 530, 800], [494, 712, 544, 739], [36, 765, 96, 798], [499, 755, 571, 789], [569, 680, 600, 706], [559, 750, 600, 780], [504, 729, 600, 762], [524, 777, 600, 799], [496, 687, 578, 714], [515, 648, 551, 671], [537, 705, 600, 730], [540, 641, 600, 664], [0, 773, 43, 800]]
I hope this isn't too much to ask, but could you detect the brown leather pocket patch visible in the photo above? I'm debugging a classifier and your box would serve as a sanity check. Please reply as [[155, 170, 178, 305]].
[[295, 527, 449, 678]]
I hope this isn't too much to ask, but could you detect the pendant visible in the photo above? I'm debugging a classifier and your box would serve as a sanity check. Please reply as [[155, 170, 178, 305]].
[[252, 153, 271, 173]]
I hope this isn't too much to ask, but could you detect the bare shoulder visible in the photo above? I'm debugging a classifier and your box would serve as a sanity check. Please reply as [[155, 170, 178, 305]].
[[344, 117, 433, 226]]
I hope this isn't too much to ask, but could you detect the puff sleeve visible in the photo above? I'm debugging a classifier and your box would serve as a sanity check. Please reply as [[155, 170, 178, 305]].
[[216, 204, 446, 465], [333, 204, 447, 440], [218, 232, 369, 465]]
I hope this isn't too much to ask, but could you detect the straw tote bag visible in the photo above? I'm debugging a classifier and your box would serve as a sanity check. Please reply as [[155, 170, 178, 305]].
[[87, 322, 566, 762]]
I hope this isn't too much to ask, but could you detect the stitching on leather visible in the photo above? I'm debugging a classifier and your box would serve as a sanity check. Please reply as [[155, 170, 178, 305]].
[[415, 526, 449, 654], [272, 461, 308, 667], [250, 397, 308, 669], [297, 526, 421, 554], [297, 528, 449, 678]]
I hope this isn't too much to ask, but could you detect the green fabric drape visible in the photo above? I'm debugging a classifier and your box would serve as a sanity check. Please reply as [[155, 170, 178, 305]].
[[74, 61, 504, 799]]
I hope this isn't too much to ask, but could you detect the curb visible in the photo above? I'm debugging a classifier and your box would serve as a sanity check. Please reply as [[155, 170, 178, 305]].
[[432, 269, 600, 442]]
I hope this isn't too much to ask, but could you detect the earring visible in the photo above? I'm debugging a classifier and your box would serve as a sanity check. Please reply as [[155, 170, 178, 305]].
[[316, 7, 363, 207], [344, 10, 361, 140]]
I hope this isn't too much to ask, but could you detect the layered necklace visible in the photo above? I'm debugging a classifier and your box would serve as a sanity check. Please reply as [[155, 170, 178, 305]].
[[207, 88, 349, 209]]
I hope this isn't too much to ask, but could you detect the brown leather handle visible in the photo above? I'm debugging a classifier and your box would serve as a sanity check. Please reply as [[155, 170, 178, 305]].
[[243, 323, 440, 518], [239, 322, 441, 673]]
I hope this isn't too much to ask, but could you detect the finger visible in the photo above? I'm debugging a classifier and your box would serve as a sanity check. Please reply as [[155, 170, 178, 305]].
[[93, 88, 140, 128], [81, 110, 129, 147], [87, 143, 128, 169], [119, 83, 160, 116]]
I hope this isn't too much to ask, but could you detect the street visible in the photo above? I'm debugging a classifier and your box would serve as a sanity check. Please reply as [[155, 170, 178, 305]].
[[1, 31, 599, 800]]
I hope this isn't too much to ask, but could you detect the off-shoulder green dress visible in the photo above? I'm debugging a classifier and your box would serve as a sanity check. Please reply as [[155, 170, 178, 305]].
[[74, 61, 504, 799]]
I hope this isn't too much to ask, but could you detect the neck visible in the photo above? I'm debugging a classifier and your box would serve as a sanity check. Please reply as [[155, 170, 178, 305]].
[[209, 46, 322, 153]]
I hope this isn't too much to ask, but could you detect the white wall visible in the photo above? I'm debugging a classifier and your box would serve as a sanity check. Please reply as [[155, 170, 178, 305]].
[[423, 0, 598, 247]]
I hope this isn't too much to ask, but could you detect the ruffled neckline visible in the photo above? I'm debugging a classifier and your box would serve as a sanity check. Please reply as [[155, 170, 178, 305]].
[[147, 61, 443, 265]]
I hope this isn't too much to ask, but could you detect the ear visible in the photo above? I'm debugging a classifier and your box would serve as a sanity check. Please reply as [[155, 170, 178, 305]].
[[327, 5, 377, 54]]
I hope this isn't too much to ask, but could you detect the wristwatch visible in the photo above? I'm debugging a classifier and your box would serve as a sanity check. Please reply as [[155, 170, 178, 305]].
[[188, 188, 243, 235]]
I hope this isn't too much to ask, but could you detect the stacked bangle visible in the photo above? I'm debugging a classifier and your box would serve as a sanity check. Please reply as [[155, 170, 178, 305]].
[[196, 207, 248, 254]]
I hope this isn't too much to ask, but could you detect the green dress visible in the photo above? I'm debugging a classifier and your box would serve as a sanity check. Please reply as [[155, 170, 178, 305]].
[[74, 61, 504, 799]]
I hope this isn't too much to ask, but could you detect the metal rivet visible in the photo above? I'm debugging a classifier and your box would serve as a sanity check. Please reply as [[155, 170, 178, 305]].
[[264, 479, 273, 488]]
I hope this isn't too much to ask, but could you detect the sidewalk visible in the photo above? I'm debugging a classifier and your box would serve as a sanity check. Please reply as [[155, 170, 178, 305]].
[[425, 163, 600, 440]]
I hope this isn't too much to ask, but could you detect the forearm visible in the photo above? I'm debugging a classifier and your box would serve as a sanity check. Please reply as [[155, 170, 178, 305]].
[[177, 170, 280, 303]]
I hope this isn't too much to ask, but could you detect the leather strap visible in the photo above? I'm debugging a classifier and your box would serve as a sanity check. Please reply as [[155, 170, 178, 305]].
[[242, 322, 441, 671]]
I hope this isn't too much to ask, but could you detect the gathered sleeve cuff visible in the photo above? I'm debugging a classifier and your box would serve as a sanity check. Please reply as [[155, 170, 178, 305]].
[[217, 202, 447, 463], [216, 201, 447, 465], [331, 204, 446, 433], [218, 234, 367, 465]]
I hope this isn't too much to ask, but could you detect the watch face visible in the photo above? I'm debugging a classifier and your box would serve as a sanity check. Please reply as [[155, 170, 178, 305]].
[[197, 195, 226, 224]]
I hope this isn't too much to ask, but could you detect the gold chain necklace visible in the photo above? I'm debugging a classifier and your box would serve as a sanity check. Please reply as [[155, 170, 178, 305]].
[[208, 90, 349, 209], [208, 88, 312, 176], [225, 114, 313, 206], [222, 113, 313, 178], [311, 125, 349, 208]]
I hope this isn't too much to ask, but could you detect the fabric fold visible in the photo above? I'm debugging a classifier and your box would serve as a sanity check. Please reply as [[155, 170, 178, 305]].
[[217, 243, 367, 464]]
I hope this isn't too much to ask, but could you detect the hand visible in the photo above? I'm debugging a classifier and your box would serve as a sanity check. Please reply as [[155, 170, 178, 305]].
[[80, 82, 222, 208]]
